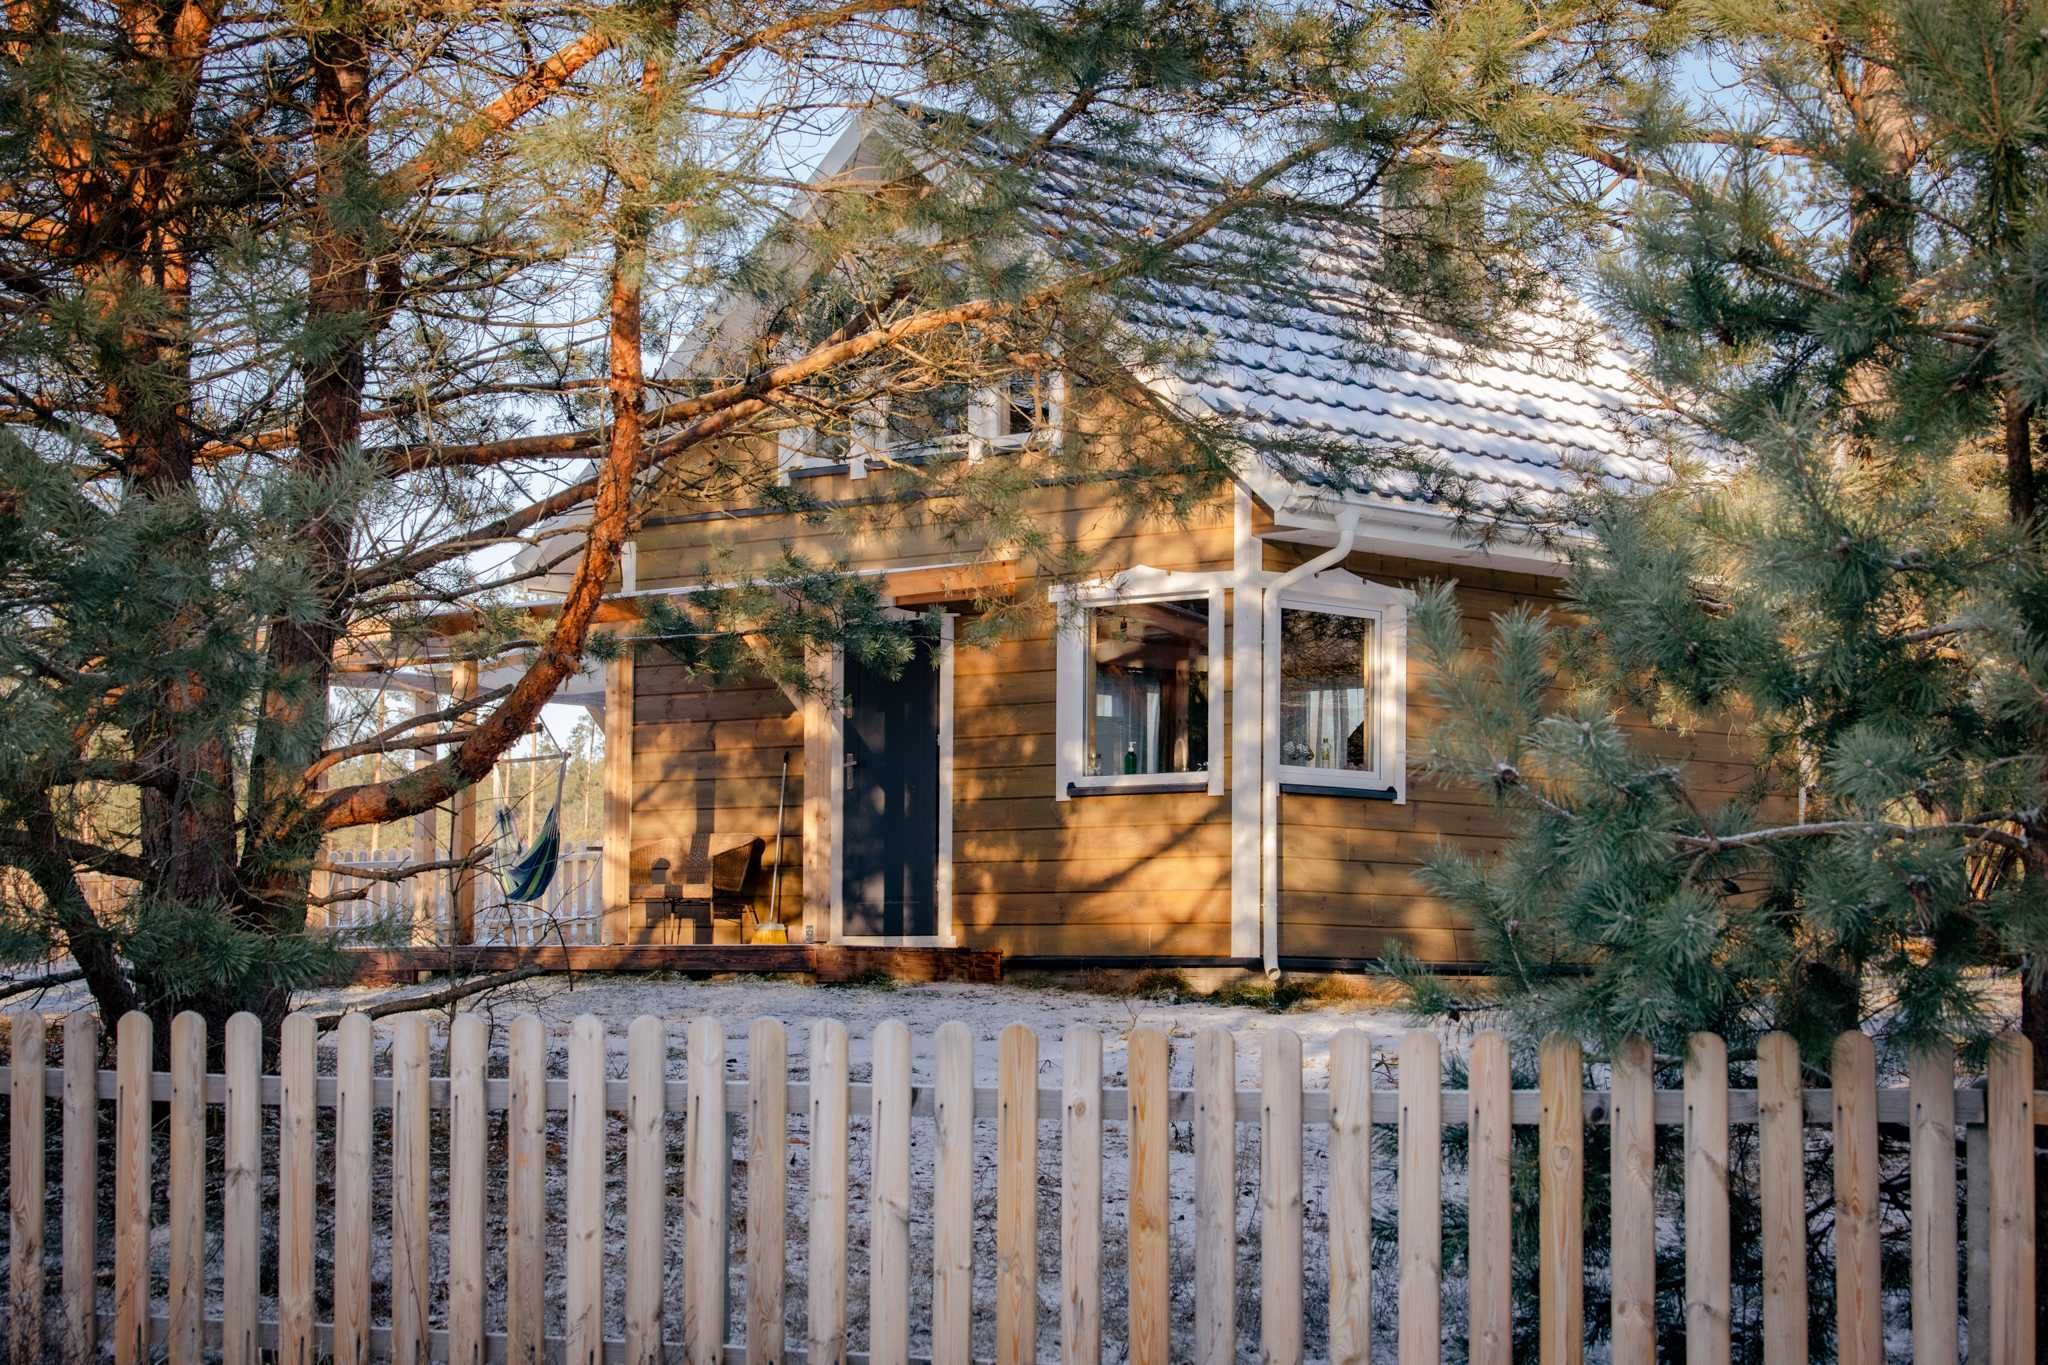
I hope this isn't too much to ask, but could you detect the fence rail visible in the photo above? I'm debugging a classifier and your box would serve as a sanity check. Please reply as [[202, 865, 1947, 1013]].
[[1, 1012, 2040, 1365]]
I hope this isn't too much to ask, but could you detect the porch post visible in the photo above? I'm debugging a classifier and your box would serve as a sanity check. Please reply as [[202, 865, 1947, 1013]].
[[801, 646, 841, 944], [449, 658, 479, 945], [602, 649, 635, 944], [410, 733, 436, 945], [1229, 487, 1266, 959]]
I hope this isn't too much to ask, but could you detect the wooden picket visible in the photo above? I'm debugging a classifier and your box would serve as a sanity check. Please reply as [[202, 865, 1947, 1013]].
[[1686, 1031, 1731, 1365], [1607, 1034, 1655, 1365], [1756, 1031, 1807, 1365], [0, 1012, 2039, 1364], [1537, 1034, 1581, 1365], [1395, 1029, 1440, 1365], [9, 1011, 43, 1365], [1466, 1030, 1511, 1365]]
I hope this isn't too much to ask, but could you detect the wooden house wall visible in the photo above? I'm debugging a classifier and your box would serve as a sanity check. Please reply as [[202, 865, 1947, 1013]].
[[1260, 541, 1761, 967], [629, 661, 803, 934], [626, 464, 1762, 965]]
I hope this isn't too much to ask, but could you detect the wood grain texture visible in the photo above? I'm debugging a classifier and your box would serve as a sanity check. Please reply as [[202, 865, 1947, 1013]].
[[1831, 1032, 1880, 1365], [1062, 1026, 1104, 1365], [1684, 1032, 1729, 1365], [507, 1013, 548, 1365], [1260, 1027, 1304, 1365], [1608, 1037, 1655, 1365], [565, 1014, 607, 1365], [998, 1023, 1040, 1365], [685, 1016, 732, 1365], [9, 1011, 44, 1365], [1909, 1042, 1959, 1365], [1193, 1027, 1236, 1365], [1126, 1026, 1170, 1365], [59, 1011, 96, 1365], [1326, 1029, 1372, 1365], [112, 1013, 150, 1365], [1537, 1035, 1582, 1365], [277, 1014, 316, 1365], [447, 1014, 488, 1365], [1755, 1033, 1806, 1365], [870, 1019, 913, 1365], [933, 1022, 975, 1365], [808, 1018, 850, 1365], [1396, 1031, 1440, 1365], [748, 1018, 790, 1365], [625, 1016, 667, 1365], [222, 1013, 261, 1365], [167, 1012, 203, 1365], [1965, 1122, 1989, 1365], [1468, 1030, 1512, 1365], [390, 1016, 432, 1365], [1986, 1031, 2035, 1365], [332, 1012, 373, 1365]]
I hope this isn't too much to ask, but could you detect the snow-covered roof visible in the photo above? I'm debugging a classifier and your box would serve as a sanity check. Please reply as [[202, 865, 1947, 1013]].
[[1011, 141, 1671, 528]]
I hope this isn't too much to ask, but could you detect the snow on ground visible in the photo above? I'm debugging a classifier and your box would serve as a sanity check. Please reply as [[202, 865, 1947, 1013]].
[[302, 971, 1427, 1363], [9, 970, 1441, 1362]]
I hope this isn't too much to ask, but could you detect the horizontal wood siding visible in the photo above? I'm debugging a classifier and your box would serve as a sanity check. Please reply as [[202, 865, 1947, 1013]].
[[630, 660, 802, 937], [1267, 543, 1758, 966], [627, 465, 1758, 963], [955, 618, 1233, 957]]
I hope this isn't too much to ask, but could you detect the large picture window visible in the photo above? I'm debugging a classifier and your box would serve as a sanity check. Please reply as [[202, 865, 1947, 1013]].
[[1085, 600, 1209, 777], [1054, 569, 1228, 797]]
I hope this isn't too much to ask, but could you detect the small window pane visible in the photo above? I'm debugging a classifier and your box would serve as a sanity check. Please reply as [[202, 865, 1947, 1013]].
[[1279, 608, 1373, 772], [1000, 371, 1052, 436], [1085, 599, 1209, 777], [887, 385, 969, 447]]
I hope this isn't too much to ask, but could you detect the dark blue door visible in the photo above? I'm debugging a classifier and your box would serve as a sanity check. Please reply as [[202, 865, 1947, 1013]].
[[841, 633, 940, 938]]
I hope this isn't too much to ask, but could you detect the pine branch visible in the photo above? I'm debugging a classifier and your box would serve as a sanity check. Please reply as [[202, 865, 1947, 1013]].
[[311, 966, 548, 1030]]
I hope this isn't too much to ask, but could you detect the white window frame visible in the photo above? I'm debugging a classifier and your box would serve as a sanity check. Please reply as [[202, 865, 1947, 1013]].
[[1264, 567, 1411, 800], [969, 370, 1065, 459], [1052, 565, 1227, 799]]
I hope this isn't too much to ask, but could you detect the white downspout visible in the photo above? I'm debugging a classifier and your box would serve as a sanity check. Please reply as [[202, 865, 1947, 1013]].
[[1259, 507, 1362, 979]]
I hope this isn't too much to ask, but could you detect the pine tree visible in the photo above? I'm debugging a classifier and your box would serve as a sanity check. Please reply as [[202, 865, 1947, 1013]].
[[1395, 0, 2048, 1336], [0, 0, 1626, 1033]]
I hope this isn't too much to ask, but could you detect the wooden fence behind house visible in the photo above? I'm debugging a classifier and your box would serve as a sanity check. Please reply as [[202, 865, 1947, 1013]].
[[0, 1014, 2039, 1365]]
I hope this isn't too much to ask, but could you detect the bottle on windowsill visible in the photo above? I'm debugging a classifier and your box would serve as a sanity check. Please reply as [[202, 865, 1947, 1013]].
[[1123, 741, 1138, 774]]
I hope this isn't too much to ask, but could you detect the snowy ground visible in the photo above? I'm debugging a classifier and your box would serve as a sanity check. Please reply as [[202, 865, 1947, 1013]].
[[288, 971, 1427, 1364], [6, 971, 1436, 1363]]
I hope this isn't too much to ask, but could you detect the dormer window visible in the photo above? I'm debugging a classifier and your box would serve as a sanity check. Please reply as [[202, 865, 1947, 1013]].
[[971, 369, 1063, 455], [778, 369, 1063, 482]]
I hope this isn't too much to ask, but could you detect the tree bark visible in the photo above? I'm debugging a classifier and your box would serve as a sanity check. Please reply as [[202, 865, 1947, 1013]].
[[236, 18, 375, 972]]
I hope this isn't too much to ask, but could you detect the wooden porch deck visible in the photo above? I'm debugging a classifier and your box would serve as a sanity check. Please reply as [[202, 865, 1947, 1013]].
[[339, 942, 1002, 986]]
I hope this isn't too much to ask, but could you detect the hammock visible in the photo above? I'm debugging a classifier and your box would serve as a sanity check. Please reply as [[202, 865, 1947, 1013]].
[[493, 751, 569, 905]]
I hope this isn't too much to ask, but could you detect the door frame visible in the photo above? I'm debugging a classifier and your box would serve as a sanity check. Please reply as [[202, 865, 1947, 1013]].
[[827, 610, 955, 947]]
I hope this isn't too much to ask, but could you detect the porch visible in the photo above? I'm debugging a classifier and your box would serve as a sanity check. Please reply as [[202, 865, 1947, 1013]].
[[324, 559, 1019, 964]]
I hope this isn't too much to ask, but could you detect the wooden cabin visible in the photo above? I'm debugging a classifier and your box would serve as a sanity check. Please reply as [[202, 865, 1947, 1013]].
[[512, 126, 1740, 975]]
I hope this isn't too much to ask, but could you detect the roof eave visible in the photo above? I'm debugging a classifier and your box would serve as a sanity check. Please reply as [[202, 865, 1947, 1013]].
[[1258, 478, 1578, 577]]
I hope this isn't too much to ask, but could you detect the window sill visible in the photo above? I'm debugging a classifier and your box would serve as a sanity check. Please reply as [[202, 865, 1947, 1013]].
[[1066, 778, 1212, 798], [1277, 781, 1399, 801]]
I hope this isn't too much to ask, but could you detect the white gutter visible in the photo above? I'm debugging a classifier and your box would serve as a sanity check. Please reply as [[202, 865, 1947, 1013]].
[[1258, 506, 1362, 979]]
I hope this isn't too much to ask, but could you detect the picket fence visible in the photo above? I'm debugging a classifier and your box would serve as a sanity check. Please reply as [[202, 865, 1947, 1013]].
[[0, 1013, 2040, 1365]]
